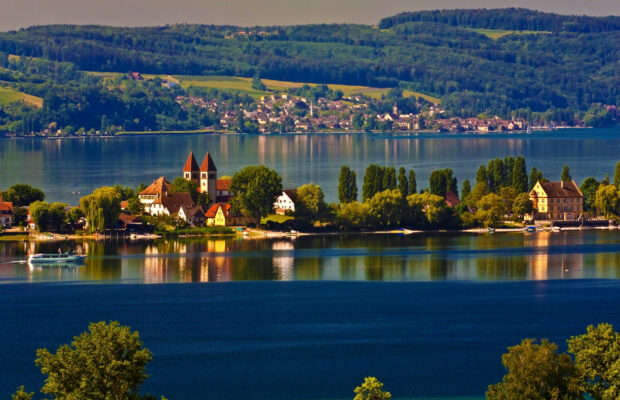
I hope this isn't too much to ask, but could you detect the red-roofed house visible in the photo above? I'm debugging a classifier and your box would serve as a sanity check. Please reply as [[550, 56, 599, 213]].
[[445, 191, 460, 208], [216, 178, 232, 202], [205, 203, 251, 226], [0, 201, 14, 228], [138, 176, 174, 214]]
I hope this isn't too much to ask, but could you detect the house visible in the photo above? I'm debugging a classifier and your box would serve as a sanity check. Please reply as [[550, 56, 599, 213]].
[[216, 178, 232, 202], [274, 189, 297, 215], [179, 205, 205, 227], [138, 176, 174, 214], [445, 191, 460, 208], [118, 214, 145, 232], [205, 203, 251, 226], [0, 201, 14, 228], [149, 192, 195, 217], [529, 181, 584, 220]]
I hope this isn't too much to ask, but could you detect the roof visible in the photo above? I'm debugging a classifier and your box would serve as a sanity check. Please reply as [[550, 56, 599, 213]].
[[445, 191, 461, 208], [216, 178, 231, 191], [535, 181, 583, 198], [139, 176, 173, 196], [181, 205, 204, 218], [183, 152, 200, 172], [282, 189, 297, 202], [154, 192, 194, 214], [200, 152, 217, 172], [118, 214, 141, 224], [119, 200, 128, 209], [0, 201, 14, 213], [205, 202, 231, 218]]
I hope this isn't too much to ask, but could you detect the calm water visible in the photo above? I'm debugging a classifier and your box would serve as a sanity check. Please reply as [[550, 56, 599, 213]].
[[0, 127, 618, 204], [1, 280, 618, 400], [1, 231, 619, 283]]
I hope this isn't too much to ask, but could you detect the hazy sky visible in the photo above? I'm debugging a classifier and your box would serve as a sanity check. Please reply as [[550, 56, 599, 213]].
[[1, 0, 619, 31]]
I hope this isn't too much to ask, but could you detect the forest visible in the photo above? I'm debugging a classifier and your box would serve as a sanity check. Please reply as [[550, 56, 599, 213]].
[[0, 8, 618, 133]]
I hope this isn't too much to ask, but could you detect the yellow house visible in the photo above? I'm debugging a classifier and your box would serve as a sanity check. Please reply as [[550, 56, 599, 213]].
[[206, 203, 228, 226], [529, 180, 583, 220]]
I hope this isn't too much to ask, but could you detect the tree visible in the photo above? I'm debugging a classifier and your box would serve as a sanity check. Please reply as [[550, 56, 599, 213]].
[[561, 165, 572, 182], [230, 165, 283, 223], [295, 183, 327, 222], [368, 189, 407, 227], [68, 206, 85, 223], [382, 167, 397, 190], [499, 187, 518, 214], [580, 177, 600, 212], [513, 193, 534, 219], [362, 164, 384, 201], [476, 165, 488, 185], [567, 323, 620, 400], [170, 177, 198, 203], [529, 167, 544, 191], [11, 386, 33, 400], [29, 201, 50, 231], [79, 187, 121, 233], [486, 338, 581, 400], [2, 184, 45, 206], [461, 179, 471, 201], [397, 167, 408, 195], [113, 185, 135, 201], [352, 114, 364, 130], [35, 321, 153, 400], [614, 161, 620, 187], [467, 182, 489, 206], [251, 75, 266, 91], [353, 377, 391, 400], [335, 201, 372, 230], [429, 168, 457, 197], [197, 191, 210, 209], [407, 192, 449, 228], [511, 156, 528, 193], [594, 184, 619, 218], [475, 193, 506, 227], [127, 197, 144, 215], [13, 206, 28, 226], [48, 202, 68, 232], [408, 169, 417, 195], [338, 166, 358, 204]]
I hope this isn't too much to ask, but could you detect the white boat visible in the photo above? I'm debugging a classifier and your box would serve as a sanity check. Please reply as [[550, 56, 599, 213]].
[[28, 252, 85, 264]]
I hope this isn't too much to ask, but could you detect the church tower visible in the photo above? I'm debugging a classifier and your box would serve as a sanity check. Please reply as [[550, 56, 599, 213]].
[[183, 152, 200, 185], [200, 152, 217, 202]]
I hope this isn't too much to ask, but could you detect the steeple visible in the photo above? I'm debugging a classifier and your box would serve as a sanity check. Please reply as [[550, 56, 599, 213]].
[[199, 152, 218, 203], [200, 152, 217, 172], [183, 152, 200, 184]]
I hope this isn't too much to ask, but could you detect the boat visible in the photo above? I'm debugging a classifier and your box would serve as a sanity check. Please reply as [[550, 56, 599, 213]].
[[525, 226, 536, 233], [487, 227, 495, 233], [28, 252, 85, 264]]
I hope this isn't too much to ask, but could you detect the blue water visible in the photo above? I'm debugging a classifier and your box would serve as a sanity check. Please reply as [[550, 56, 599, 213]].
[[1, 127, 618, 204], [1, 280, 618, 399]]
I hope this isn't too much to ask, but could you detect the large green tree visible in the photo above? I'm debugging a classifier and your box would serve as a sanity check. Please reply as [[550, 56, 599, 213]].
[[561, 165, 572, 182], [170, 177, 199, 203], [614, 161, 620, 187], [353, 377, 391, 400], [79, 187, 121, 233], [11, 386, 33, 400], [529, 167, 545, 191], [567, 323, 620, 400], [368, 189, 407, 228], [295, 183, 327, 222], [513, 193, 534, 219], [407, 192, 449, 228], [475, 193, 506, 227], [594, 184, 620, 218], [2, 184, 45, 206], [35, 321, 153, 400], [362, 164, 384, 201], [511, 156, 528, 193], [429, 168, 457, 197], [461, 179, 471, 201], [408, 169, 417, 195], [28, 201, 51, 231], [229, 165, 282, 222], [335, 201, 372, 230], [397, 167, 408, 195], [338, 166, 358, 204], [580, 177, 600, 212], [486, 338, 581, 400]]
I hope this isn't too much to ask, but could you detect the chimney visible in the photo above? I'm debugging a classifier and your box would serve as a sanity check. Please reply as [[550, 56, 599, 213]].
[[561, 181, 564, 189]]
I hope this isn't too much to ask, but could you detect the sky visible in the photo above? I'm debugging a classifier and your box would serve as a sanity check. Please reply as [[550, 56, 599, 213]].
[[1, 0, 619, 31]]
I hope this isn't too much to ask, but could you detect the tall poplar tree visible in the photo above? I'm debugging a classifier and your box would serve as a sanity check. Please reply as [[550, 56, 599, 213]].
[[397, 167, 408, 195], [561, 165, 572, 182], [408, 169, 417, 195], [338, 165, 358, 203], [511, 156, 528, 193]]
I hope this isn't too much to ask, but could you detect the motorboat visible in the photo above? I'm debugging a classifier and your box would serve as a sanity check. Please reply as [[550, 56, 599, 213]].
[[28, 252, 85, 264]]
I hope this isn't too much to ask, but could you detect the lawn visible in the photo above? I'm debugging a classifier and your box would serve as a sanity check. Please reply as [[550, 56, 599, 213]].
[[261, 214, 294, 224], [0, 86, 43, 108], [467, 28, 551, 40]]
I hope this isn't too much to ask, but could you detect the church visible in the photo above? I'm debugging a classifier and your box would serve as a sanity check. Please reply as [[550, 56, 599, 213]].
[[182, 151, 231, 203]]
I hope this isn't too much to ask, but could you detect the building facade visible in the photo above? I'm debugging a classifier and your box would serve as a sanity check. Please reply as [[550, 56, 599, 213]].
[[529, 180, 584, 220]]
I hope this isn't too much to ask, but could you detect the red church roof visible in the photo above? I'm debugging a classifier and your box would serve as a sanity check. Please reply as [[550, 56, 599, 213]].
[[183, 152, 200, 172], [200, 152, 217, 172]]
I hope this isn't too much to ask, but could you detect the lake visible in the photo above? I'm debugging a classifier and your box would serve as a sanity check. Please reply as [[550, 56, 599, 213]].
[[0, 127, 618, 204]]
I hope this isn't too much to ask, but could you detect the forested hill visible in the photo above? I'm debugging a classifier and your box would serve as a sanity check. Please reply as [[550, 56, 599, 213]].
[[0, 8, 618, 129], [379, 8, 620, 33]]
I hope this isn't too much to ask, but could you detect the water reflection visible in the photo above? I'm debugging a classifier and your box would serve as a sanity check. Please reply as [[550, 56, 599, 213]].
[[0, 230, 619, 284]]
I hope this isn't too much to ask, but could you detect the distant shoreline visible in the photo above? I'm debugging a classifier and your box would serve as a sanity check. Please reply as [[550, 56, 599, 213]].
[[1, 125, 601, 140]]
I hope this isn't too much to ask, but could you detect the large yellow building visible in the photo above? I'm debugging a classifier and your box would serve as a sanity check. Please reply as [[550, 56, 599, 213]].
[[529, 180, 583, 220]]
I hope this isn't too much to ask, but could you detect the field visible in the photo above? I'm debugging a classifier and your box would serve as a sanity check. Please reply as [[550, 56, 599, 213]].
[[467, 28, 551, 39], [173, 75, 441, 103], [0, 86, 43, 108]]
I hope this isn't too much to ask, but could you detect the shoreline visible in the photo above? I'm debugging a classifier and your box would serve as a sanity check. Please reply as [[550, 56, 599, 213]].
[[1, 125, 604, 140], [3, 224, 617, 242]]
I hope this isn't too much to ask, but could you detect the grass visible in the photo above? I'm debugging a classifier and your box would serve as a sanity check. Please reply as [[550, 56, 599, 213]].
[[261, 214, 294, 224], [0, 86, 43, 108], [467, 28, 551, 40], [83, 70, 441, 103]]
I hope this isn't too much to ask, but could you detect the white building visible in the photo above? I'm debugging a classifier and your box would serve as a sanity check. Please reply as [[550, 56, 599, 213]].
[[274, 190, 297, 215]]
